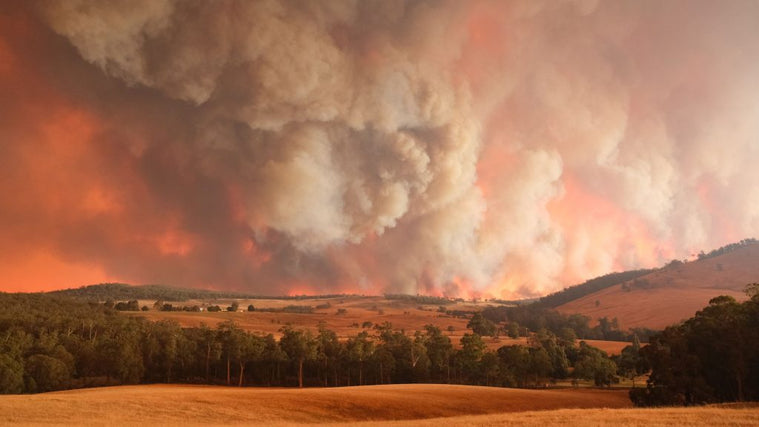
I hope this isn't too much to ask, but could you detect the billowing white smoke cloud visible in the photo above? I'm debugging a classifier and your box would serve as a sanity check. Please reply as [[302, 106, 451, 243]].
[[25, 0, 759, 296]]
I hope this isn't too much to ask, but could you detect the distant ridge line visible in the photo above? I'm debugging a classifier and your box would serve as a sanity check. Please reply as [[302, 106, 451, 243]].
[[48, 283, 355, 302]]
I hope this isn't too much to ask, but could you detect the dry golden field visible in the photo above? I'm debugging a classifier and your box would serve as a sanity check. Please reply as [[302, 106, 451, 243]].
[[1, 384, 756, 426], [0, 384, 630, 425], [558, 243, 759, 330], [358, 405, 759, 426]]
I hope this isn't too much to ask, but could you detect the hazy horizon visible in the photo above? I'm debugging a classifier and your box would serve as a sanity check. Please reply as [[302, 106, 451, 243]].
[[2, 1, 758, 298]]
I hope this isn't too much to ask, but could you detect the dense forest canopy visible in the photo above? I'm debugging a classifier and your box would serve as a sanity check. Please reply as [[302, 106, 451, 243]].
[[631, 284, 759, 406]]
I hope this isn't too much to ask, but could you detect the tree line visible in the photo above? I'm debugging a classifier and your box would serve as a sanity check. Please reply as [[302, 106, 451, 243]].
[[8, 288, 755, 407], [696, 238, 757, 261], [0, 293, 624, 394], [536, 269, 654, 309], [49, 283, 350, 303], [480, 304, 658, 343]]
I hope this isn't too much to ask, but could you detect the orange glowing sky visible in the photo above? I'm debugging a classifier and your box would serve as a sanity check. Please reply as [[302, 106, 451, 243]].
[[1, 1, 758, 296]]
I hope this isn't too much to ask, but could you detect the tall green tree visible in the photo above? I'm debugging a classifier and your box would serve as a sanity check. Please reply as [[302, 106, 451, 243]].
[[236, 333, 265, 386], [422, 325, 452, 382], [24, 354, 70, 392], [497, 345, 530, 387], [573, 341, 617, 386], [144, 320, 182, 383], [346, 331, 374, 386], [195, 324, 221, 382], [467, 313, 497, 337], [315, 323, 341, 386], [279, 327, 317, 388], [218, 321, 246, 386], [456, 333, 486, 384], [616, 334, 647, 387], [532, 329, 569, 379], [0, 354, 24, 394]]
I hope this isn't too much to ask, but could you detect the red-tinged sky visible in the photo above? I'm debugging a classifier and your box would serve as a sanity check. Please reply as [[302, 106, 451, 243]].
[[1, 1, 758, 297]]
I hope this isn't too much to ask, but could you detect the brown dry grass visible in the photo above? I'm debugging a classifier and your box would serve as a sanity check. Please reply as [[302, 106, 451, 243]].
[[128, 296, 475, 338], [356, 405, 759, 426], [579, 340, 631, 355], [2, 384, 756, 426], [124, 297, 625, 353], [558, 243, 759, 330], [125, 297, 519, 347], [0, 384, 631, 425]]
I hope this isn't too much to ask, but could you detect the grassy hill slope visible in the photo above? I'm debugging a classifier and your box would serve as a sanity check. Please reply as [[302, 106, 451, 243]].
[[1, 384, 755, 426], [557, 242, 759, 329], [537, 269, 654, 308], [0, 384, 629, 425]]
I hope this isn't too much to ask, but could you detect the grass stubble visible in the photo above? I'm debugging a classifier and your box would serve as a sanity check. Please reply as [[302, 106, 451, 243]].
[[1, 384, 756, 426]]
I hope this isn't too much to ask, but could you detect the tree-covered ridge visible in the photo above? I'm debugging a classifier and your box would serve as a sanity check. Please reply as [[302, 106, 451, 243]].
[[0, 292, 623, 394], [696, 238, 757, 261], [537, 269, 655, 309], [48, 283, 348, 302]]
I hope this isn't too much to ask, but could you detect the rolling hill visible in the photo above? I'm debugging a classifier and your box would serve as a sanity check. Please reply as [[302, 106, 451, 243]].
[[0, 384, 630, 424], [556, 242, 759, 330], [1, 384, 756, 426]]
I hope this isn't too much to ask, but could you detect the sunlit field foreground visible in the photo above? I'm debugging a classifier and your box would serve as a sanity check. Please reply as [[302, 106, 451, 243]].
[[362, 405, 759, 427], [2, 384, 757, 426], [0, 384, 631, 425]]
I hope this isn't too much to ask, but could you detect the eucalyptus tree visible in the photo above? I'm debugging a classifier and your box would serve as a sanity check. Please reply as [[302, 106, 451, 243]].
[[279, 326, 317, 387]]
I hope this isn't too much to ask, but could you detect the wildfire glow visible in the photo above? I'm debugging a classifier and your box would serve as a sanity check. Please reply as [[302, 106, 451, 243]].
[[1, 1, 758, 297]]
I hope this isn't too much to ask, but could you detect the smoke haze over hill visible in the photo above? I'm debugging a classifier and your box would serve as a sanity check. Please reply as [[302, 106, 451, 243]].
[[1, 1, 758, 297]]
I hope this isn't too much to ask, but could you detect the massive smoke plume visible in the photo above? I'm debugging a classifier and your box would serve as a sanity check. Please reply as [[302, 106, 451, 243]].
[[1, 1, 758, 297]]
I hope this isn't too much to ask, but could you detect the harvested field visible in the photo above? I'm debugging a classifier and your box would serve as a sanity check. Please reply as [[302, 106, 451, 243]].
[[357, 405, 759, 426], [0, 384, 631, 425], [581, 339, 630, 355]]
